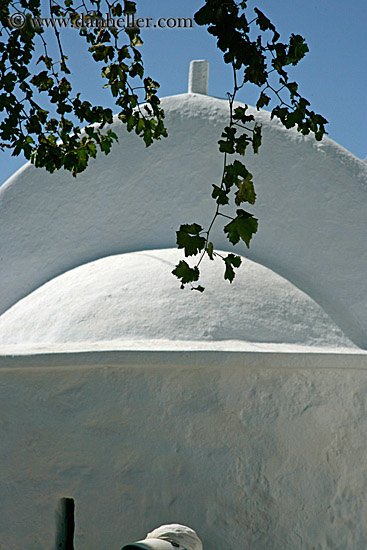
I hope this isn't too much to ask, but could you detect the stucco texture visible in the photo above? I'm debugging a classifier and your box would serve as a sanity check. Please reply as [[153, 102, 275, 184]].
[[2, 353, 367, 550]]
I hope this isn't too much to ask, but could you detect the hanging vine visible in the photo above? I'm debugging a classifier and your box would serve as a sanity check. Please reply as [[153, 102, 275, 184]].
[[172, 0, 327, 290]]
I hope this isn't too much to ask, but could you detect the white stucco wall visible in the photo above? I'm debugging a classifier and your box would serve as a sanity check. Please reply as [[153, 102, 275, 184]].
[[2, 351, 367, 550], [1, 93, 367, 347]]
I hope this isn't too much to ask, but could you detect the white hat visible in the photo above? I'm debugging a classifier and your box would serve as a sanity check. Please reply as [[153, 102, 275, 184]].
[[122, 523, 203, 550]]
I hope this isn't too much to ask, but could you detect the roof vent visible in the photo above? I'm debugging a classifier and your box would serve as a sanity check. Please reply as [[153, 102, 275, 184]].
[[188, 60, 209, 95]]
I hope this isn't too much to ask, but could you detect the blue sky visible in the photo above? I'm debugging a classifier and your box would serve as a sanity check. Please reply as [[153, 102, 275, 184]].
[[1, 0, 366, 184]]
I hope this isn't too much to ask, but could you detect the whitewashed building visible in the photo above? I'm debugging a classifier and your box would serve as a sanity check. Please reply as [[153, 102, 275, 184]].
[[1, 61, 367, 549]]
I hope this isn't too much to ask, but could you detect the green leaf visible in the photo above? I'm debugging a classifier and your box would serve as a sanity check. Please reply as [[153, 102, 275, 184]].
[[223, 160, 250, 190], [224, 209, 258, 247], [244, 50, 267, 86], [124, 1, 136, 14], [254, 8, 273, 31], [179, 222, 203, 236], [252, 123, 262, 153], [287, 34, 309, 65], [212, 184, 229, 205], [219, 140, 235, 154], [256, 91, 271, 109], [130, 34, 143, 48], [235, 134, 250, 156], [206, 241, 214, 260], [227, 159, 250, 178], [194, 3, 214, 25], [191, 285, 205, 292], [176, 223, 206, 256], [235, 174, 256, 206], [172, 260, 200, 284], [133, 117, 143, 134], [224, 253, 242, 283], [218, 125, 236, 154], [130, 62, 144, 78], [106, 129, 118, 141], [37, 55, 53, 69], [143, 125, 152, 146], [111, 3, 123, 17], [285, 81, 299, 100], [233, 106, 255, 124], [222, 126, 236, 141]]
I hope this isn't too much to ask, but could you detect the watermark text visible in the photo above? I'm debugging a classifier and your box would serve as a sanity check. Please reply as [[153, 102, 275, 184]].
[[8, 12, 194, 30]]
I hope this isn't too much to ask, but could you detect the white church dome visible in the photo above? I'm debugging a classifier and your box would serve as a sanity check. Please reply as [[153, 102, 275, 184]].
[[1, 61, 367, 348], [0, 248, 355, 352]]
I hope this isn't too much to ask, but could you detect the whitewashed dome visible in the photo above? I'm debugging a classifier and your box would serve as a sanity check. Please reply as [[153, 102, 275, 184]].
[[1, 61, 367, 347], [0, 248, 354, 351]]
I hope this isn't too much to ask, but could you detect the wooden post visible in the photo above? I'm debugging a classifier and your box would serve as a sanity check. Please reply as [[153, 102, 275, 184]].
[[55, 497, 75, 550]]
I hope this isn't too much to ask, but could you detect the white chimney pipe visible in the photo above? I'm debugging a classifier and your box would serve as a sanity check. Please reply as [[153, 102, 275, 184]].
[[188, 60, 209, 95]]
